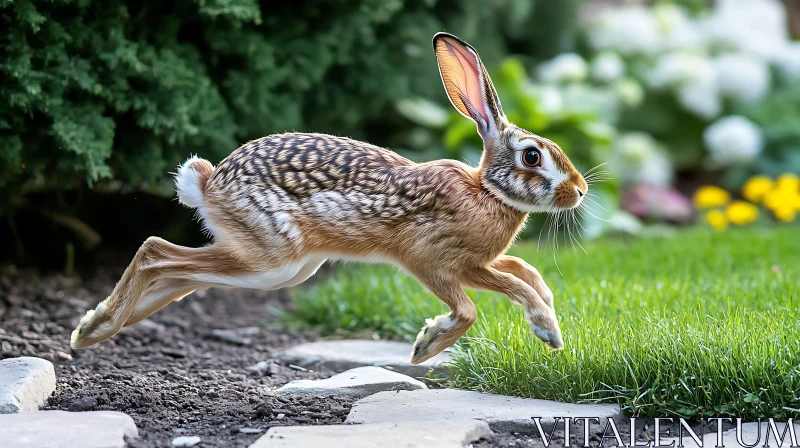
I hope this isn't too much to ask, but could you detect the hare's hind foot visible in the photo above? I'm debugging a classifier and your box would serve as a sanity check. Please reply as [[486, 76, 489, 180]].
[[71, 297, 118, 349]]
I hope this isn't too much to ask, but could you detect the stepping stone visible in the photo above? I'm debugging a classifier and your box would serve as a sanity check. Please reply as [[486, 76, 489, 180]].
[[346, 389, 621, 433], [0, 410, 138, 448], [0, 357, 56, 413], [212, 327, 259, 346], [273, 340, 449, 377], [276, 366, 427, 399], [172, 435, 202, 447], [249, 420, 491, 448], [662, 422, 799, 448]]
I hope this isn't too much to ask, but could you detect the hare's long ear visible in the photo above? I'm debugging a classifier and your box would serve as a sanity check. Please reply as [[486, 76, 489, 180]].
[[433, 32, 506, 140]]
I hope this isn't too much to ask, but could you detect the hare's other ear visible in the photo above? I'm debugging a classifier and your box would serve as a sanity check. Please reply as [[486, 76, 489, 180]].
[[433, 32, 506, 140]]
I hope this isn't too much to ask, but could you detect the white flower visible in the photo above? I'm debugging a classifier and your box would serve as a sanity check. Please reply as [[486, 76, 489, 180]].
[[608, 132, 673, 187], [703, 116, 764, 167], [653, 3, 705, 51], [588, 6, 661, 56], [591, 52, 625, 83], [646, 51, 722, 119], [534, 85, 564, 115], [678, 80, 722, 120], [678, 79, 722, 120], [704, 0, 789, 59], [538, 53, 588, 84], [773, 42, 800, 81], [561, 84, 620, 120], [614, 78, 644, 108], [713, 53, 770, 104], [648, 52, 715, 89]]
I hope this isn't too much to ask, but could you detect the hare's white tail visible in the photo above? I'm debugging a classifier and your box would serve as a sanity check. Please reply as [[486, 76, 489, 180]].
[[175, 156, 214, 208]]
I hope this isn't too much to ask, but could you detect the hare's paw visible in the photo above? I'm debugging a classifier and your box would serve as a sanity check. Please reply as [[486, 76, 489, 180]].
[[530, 324, 564, 350], [525, 309, 564, 350], [70, 298, 117, 349], [410, 315, 456, 365]]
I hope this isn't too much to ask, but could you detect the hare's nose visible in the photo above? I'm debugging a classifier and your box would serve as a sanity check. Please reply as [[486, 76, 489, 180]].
[[575, 186, 585, 198]]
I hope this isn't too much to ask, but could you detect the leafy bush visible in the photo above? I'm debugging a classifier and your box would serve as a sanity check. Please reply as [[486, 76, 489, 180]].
[[0, 0, 582, 209], [739, 82, 800, 182]]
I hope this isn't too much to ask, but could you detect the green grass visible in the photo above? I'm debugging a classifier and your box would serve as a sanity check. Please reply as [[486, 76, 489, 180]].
[[289, 227, 800, 419]]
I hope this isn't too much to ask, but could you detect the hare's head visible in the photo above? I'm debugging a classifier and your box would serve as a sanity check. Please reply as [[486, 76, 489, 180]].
[[433, 33, 587, 212]]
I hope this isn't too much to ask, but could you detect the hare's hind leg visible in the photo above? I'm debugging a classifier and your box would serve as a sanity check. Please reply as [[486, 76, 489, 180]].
[[121, 257, 325, 329], [122, 279, 202, 328], [70, 237, 262, 349], [122, 259, 324, 330], [409, 274, 477, 365]]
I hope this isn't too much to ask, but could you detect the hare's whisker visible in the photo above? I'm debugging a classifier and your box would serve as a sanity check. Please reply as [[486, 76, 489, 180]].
[[538, 210, 553, 252], [567, 213, 578, 254], [570, 211, 588, 255], [574, 209, 589, 234], [585, 197, 607, 212], [584, 175, 612, 183], [585, 175, 612, 181], [584, 170, 612, 179], [582, 207, 609, 223], [583, 162, 608, 177]]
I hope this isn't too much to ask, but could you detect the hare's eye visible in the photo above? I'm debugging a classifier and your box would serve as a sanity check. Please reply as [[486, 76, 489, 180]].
[[522, 148, 542, 168]]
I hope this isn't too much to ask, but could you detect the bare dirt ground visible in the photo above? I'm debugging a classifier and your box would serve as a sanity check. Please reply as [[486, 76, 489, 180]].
[[0, 268, 354, 447]]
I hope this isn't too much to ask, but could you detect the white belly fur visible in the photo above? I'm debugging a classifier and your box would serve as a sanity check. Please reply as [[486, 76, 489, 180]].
[[187, 251, 402, 291], [190, 261, 305, 289]]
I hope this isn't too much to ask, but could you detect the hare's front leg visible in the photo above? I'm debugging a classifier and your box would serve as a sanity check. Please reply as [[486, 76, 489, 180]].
[[462, 266, 563, 350], [409, 275, 477, 365], [491, 255, 554, 309]]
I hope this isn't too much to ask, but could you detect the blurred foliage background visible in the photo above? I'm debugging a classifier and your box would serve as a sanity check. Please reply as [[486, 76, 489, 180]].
[[1, 0, 799, 269]]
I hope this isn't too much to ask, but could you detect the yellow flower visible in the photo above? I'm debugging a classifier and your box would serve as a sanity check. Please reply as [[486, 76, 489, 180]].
[[706, 209, 728, 231], [776, 173, 800, 192], [763, 187, 800, 211], [725, 200, 759, 225], [693, 186, 730, 209], [741, 176, 774, 202], [774, 206, 797, 222]]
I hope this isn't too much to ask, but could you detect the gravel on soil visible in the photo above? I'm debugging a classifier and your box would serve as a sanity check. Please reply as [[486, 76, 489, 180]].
[[0, 268, 355, 448]]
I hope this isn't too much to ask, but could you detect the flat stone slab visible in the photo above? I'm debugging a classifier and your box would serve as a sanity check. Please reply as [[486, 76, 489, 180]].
[[663, 422, 800, 448], [276, 366, 427, 399], [172, 435, 202, 447], [346, 389, 621, 433], [273, 340, 450, 377], [0, 410, 138, 448], [249, 420, 491, 448], [0, 357, 56, 413]]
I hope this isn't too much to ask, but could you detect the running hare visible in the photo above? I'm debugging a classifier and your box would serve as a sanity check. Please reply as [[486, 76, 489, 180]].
[[71, 33, 587, 364]]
